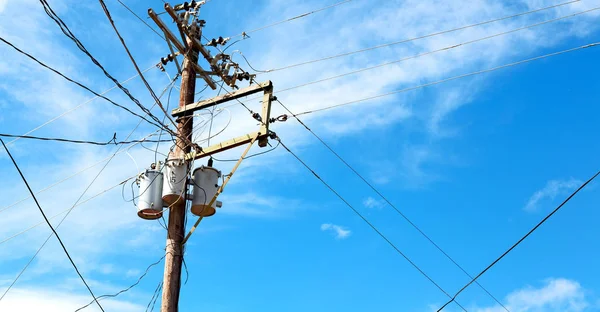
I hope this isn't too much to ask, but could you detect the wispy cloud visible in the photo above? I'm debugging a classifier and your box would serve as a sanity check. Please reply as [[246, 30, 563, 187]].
[[320, 223, 351, 240], [525, 178, 582, 212], [0, 287, 145, 312], [363, 197, 384, 209], [470, 278, 588, 312]]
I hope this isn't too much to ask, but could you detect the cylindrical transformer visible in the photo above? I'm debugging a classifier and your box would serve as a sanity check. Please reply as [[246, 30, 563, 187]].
[[162, 158, 188, 207], [191, 166, 221, 217], [137, 169, 164, 220]]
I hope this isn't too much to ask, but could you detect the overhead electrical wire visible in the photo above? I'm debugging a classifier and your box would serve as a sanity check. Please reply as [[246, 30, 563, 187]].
[[0, 36, 166, 131], [0, 75, 178, 218], [0, 132, 161, 216], [0, 133, 172, 146], [0, 175, 134, 299], [156, 78, 178, 164], [292, 41, 599, 117], [229, 0, 354, 39], [3, 64, 157, 147], [117, 0, 188, 75], [275, 100, 510, 310], [230, 7, 598, 110], [256, 0, 581, 73], [276, 138, 467, 311], [212, 140, 281, 162], [0, 139, 105, 311], [116, 0, 165, 40], [145, 281, 163, 312], [98, 0, 179, 132], [271, 7, 599, 97], [436, 170, 600, 311], [75, 255, 166, 311], [0, 72, 176, 301], [38, 0, 173, 134]]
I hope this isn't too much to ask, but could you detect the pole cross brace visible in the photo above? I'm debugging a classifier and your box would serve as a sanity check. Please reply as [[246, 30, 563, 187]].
[[181, 134, 260, 245]]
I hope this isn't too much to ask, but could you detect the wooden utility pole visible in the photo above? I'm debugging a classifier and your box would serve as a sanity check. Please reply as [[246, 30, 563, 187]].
[[147, 3, 275, 310], [161, 28, 198, 312]]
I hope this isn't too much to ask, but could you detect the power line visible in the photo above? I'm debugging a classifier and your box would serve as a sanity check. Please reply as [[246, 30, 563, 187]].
[[275, 100, 510, 311], [0, 139, 105, 311], [0, 133, 172, 146], [145, 281, 163, 312], [436, 170, 600, 311], [276, 138, 467, 311], [3, 64, 157, 148], [0, 147, 139, 216], [116, 0, 165, 40], [99, 0, 179, 131], [0, 75, 177, 218], [258, 0, 581, 73], [211, 140, 281, 162], [0, 73, 176, 302], [230, 0, 353, 39], [273, 7, 599, 97], [75, 255, 166, 311], [0, 36, 166, 131], [0, 175, 135, 246], [293, 41, 599, 117], [38, 0, 173, 134]]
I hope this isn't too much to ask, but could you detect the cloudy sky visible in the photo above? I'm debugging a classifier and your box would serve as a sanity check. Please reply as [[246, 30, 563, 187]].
[[0, 0, 599, 311]]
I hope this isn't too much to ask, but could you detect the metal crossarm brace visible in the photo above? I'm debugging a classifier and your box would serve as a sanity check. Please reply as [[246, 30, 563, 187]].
[[176, 80, 273, 160], [183, 131, 268, 161], [182, 134, 261, 245]]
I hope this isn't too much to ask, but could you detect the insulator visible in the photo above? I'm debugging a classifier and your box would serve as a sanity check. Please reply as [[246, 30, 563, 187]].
[[217, 36, 224, 45], [161, 57, 168, 65], [243, 72, 250, 80]]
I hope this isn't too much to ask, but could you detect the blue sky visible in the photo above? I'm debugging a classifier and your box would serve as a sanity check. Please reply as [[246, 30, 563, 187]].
[[0, 0, 599, 311]]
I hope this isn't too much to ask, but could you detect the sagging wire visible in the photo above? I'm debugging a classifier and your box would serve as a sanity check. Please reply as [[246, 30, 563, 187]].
[[145, 281, 163, 312], [230, 50, 271, 73], [0, 133, 172, 146], [193, 109, 232, 144], [211, 140, 281, 162], [74, 255, 166, 311], [155, 73, 181, 165]]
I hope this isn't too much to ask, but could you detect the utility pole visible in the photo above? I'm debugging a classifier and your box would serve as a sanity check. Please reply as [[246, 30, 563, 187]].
[[146, 2, 276, 311], [161, 24, 197, 312]]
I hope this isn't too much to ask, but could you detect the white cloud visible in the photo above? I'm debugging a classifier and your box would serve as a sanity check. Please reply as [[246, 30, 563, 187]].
[[0, 287, 145, 312], [321, 223, 351, 239], [525, 178, 582, 212], [472, 278, 589, 312], [218, 192, 301, 217], [125, 269, 141, 279], [363, 197, 384, 209]]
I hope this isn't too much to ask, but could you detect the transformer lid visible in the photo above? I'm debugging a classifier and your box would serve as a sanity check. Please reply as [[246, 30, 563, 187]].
[[193, 166, 221, 176]]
